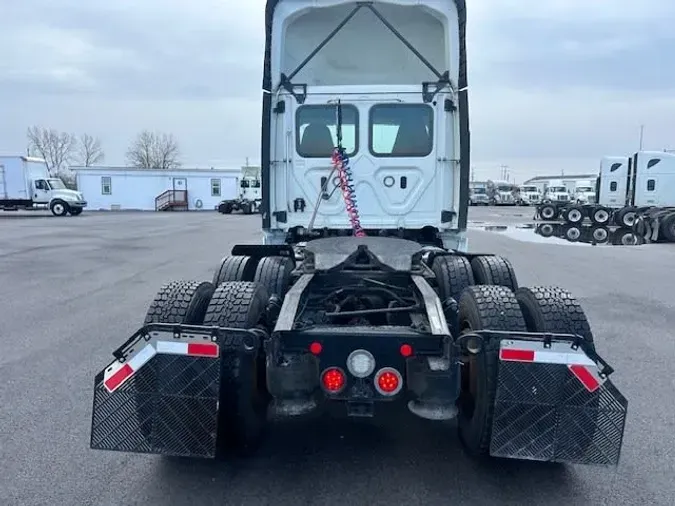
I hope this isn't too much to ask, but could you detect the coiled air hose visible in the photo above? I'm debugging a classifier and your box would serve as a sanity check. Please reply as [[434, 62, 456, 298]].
[[332, 146, 366, 237]]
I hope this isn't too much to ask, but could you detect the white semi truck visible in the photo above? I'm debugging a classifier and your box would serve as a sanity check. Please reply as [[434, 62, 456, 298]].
[[0, 156, 87, 216], [573, 180, 596, 204], [89, 0, 627, 469], [543, 179, 571, 204], [537, 152, 675, 243], [517, 185, 542, 205], [217, 176, 263, 214]]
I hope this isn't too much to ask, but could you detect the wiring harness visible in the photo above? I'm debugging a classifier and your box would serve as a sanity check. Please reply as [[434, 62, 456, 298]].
[[332, 146, 366, 237]]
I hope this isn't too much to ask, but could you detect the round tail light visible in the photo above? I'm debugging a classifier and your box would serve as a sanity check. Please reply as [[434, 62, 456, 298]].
[[321, 367, 346, 393], [346, 349, 375, 378], [374, 367, 403, 396]]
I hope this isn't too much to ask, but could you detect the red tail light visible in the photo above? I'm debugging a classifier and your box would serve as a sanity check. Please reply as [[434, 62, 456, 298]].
[[374, 367, 403, 396], [399, 344, 413, 357], [321, 367, 346, 393], [309, 341, 323, 355]]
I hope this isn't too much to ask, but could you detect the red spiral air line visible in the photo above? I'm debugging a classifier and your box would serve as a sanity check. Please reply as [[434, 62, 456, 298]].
[[332, 147, 366, 237]]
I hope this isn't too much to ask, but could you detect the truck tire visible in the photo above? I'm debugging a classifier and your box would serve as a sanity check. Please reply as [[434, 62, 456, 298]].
[[241, 202, 252, 215], [590, 206, 611, 225], [50, 199, 69, 217], [615, 206, 637, 228], [470, 256, 518, 292], [537, 223, 555, 238], [219, 202, 233, 214], [138, 280, 216, 444], [514, 286, 594, 348], [659, 213, 675, 242], [144, 280, 215, 325], [563, 205, 584, 225], [563, 225, 582, 242], [514, 286, 599, 459], [431, 254, 475, 304], [203, 281, 270, 455], [590, 226, 610, 244], [539, 203, 557, 221], [254, 256, 295, 298], [456, 285, 527, 456], [213, 255, 255, 286]]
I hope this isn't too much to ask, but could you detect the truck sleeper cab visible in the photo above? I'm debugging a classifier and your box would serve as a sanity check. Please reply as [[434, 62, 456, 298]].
[[262, 0, 468, 252]]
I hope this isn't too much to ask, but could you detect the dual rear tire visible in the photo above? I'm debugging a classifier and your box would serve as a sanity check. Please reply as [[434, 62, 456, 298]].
[[455, 283, 596, 458], [143, 278, 271, 457]]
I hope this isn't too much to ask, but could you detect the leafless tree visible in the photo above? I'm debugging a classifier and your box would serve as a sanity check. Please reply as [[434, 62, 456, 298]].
[[125, 130, 181, 169], [26, 126, 77, 175], [77, 133, 105, 166]]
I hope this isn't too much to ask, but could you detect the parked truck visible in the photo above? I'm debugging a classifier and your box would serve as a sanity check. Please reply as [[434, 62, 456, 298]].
[[0, 156, 87, 216], [543, 179, 571, 204], [217, 176, 262, 214], [537, 152, 675, 242], [517, 184, 542, 205], [90, 0, 627, 467], [469, 181, 489, 205], [573, 180, 596, 204], [490, 181, 518, 205]]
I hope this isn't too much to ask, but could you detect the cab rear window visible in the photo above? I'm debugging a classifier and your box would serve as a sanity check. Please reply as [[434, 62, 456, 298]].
[[295, 105, 358, 158], [369, 104, 433, 157]]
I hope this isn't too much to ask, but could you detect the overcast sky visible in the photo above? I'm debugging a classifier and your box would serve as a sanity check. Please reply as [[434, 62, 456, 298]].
[[1, 0, 673, 183]]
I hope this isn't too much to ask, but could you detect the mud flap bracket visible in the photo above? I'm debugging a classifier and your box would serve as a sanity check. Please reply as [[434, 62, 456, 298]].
[[489, 338, 627, 466]]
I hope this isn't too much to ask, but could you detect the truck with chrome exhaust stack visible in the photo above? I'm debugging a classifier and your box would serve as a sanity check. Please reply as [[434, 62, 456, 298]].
[[90, 0, 627, 466]]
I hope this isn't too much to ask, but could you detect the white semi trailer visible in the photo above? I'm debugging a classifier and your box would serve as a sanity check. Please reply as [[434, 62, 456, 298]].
[[0, 156, 87, 216]]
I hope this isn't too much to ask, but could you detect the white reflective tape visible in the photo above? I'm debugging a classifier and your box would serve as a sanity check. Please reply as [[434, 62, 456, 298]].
[[127, 343, 157, 371], [532, 350, 596, 367], [156, 341, 189, 355]]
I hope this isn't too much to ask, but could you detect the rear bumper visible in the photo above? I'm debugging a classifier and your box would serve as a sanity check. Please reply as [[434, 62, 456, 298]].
[[90, 324, 627, 466]]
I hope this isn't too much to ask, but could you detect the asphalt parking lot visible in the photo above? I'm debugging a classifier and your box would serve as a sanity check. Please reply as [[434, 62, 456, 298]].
[[1, 207, 674, 506]]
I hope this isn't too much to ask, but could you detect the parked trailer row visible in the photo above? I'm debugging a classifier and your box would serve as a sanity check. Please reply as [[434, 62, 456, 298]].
[[535, 152, 675, 243]]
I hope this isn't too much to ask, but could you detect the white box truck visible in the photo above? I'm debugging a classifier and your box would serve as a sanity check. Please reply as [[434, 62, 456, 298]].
[[0, 156, 87, 216]]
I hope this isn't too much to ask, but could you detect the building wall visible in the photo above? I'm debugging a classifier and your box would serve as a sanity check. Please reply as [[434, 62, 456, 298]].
[[75, 169, 239, 211]]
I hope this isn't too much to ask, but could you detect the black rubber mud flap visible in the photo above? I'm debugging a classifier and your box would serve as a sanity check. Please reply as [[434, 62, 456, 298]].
[[213, 255, 256, 286], [470, 255, 518, 291]]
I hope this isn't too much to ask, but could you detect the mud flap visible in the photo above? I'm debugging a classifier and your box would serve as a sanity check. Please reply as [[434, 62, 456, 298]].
[[90, 324, 259, 458], [489, 338, 627, 466]]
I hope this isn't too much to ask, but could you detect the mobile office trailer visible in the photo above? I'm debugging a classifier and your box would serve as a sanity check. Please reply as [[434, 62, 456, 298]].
[[0, 156, 87, 216]]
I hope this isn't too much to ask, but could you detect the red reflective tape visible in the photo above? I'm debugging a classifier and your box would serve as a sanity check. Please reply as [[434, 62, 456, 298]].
[[104, 364, 133, 392], [569, 364, 601, 393], [187, 342, 219, 358], [499, 349, 535, 362]]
